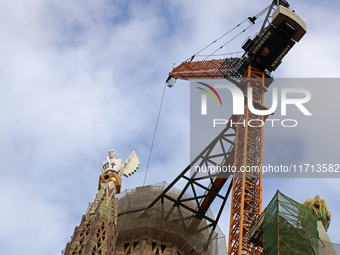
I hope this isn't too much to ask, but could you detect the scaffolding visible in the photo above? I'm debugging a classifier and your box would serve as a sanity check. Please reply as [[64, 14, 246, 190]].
[[262, 190, 319, 255], [115, 182, 227, 255]]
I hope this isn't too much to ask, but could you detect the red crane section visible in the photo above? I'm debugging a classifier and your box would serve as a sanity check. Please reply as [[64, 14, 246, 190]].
[[166, 59, 225, 82]]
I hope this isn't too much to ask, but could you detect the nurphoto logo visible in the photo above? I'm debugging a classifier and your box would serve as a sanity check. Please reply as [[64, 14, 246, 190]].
[[196, 81, 312, 128]]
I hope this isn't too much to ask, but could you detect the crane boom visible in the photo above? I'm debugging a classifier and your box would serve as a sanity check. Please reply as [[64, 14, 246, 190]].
[[166, 58, 242, 87]]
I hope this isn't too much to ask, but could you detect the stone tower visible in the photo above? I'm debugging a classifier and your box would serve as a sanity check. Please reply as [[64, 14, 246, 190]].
[[63, 184, 118, 254], [63, 150, 139, 255]]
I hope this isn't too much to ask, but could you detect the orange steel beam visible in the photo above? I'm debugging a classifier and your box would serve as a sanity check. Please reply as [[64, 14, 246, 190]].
[[228, 66, 264, 255], [166, 59, 225, 82]]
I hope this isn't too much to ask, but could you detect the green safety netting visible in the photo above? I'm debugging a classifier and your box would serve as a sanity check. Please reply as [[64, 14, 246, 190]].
[[263, 190, 319, 255]]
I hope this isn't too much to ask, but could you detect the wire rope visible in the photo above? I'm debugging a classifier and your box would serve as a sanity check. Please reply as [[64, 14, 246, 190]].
[[143, 82, 167, 186], [185, 4, 271, 62]]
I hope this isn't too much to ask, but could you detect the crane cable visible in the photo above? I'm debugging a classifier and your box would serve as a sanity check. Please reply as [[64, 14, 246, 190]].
[[186, 4, 271, 62], [143, 82, 167, 186], [203, 23, 253, 60], [185, 18, 249, 62]]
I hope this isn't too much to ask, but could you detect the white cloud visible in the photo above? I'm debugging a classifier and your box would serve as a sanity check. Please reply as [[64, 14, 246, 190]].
[[0, 0, 339, 254]]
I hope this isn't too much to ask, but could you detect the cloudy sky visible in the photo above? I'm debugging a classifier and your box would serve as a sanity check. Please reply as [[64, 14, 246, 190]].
[[0, 0, 339, 254]]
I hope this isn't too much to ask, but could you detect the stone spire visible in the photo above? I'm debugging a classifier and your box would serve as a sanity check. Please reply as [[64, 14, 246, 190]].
[[63, 150, 139, 255]]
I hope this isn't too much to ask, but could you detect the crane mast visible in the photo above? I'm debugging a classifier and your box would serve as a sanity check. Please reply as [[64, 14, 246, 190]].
[[149, 1, 306, 254], [228, 66, 265, 254]]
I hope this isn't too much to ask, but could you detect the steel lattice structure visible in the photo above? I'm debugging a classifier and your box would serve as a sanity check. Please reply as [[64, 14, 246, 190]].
[[228, 66, 265, 255], [148, 1, 306, 254], [146, 121, 237, 248]]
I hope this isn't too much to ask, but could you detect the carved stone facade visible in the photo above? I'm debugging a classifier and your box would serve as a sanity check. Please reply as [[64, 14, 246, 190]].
[[64, 185, 118, 255]]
